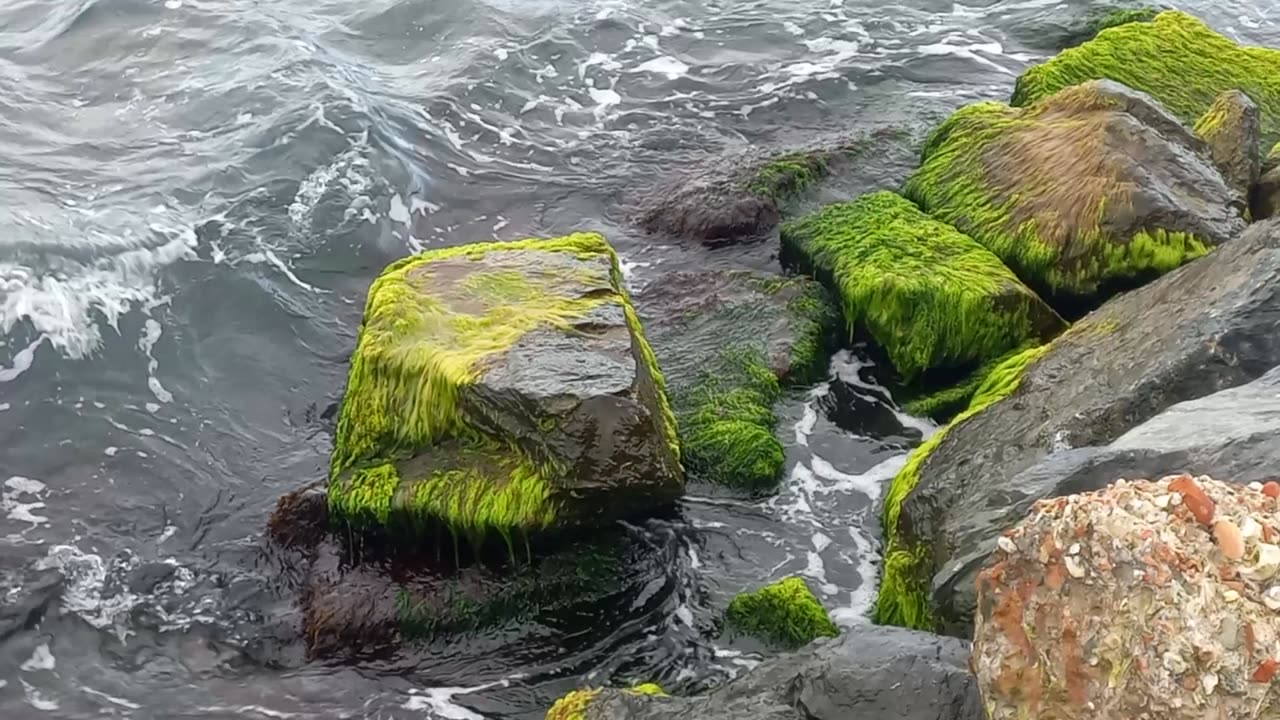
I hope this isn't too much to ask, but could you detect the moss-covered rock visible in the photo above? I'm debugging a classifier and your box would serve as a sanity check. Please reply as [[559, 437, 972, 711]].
[[328, 233, 682, 544], [907, 79, 1245, 302], [1195, 90, 1262, 198], [546, 684, 666, 720], [899, 343, 1038, 421], [636, 271, 838, 491], [875, 345, 1049, 629], [1013, 10, 1280, 149], [780, 191, 1063, 381], [725, 576, 839, 649]]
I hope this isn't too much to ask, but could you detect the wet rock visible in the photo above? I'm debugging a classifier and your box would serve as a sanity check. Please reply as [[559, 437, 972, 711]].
[[879, 218, 1280, 635], [1013, 10, 1280, 150], [327, 233, 681, 540], [1252, 164, 1280, 221], [781, 191, 1064, 380], [1195, 90, 1261, 198], [906, 79, 1244, 303], [634, 270, 837, 490], [1000, 2, 1161, 52], [632, 128, 919, 247], [268, 483, 328, 550], [974, 474, 1280, 720], [552, 624, 983, 720], [0, 570, 61, 644]]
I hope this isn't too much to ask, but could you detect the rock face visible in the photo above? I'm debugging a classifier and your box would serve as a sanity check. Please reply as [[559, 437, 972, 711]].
[[1195, 90, 1262, 198], [553, 625, 984, 720], [724, 577, 838, 649], [635, 270, 837, 490], [1013, 11, 1280, 149], [974, 474, 1280, 720], [931, 366, 1280, 640], [781, 191, 1064, 380], [878, 218, 1280, 635], [328, 233, 682, 541], [906, 79, 1245, 301]]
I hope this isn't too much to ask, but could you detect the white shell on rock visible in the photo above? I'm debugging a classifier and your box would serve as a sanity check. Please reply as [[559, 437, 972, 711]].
[[1242, 543, 1280, 582], [997, 535, 1017, 555], [1065, 555, 1087, 579], [1264, 586, 1280, 611]]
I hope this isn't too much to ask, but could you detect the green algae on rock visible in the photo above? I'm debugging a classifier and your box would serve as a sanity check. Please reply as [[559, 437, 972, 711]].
[[546, 684, 666, 720], [780, 191, 1063, 381], [1013, 10, 1280, 149], [726, 576, 839, 649], [906, 79, 1244, 302], [900, 343, 1039, 421], [636, 271, 838, 491], [328, 233, 682, 543], [875, 345, 1050, 629], [746, 151, 829, 205], [1194, 90, 1262, 198]]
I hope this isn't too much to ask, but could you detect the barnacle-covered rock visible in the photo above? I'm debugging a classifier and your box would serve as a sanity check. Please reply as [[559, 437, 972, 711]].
[[975, 474, 1280, 720]]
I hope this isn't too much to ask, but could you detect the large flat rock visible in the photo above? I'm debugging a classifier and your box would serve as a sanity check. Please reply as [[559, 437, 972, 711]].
[[887, 218, 1280, 636], [327, 233, 682, 539]]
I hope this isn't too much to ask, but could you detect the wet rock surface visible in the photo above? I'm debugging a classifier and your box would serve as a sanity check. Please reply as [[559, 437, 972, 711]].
[[570, 624, 983, 720], [975, 474, 1280, 720], [934, 366, 1280, 635], [895, 218, 1280, 635]]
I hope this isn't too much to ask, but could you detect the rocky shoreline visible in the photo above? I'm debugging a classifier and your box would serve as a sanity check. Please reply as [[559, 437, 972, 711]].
[[268, 7, 1280, 718]]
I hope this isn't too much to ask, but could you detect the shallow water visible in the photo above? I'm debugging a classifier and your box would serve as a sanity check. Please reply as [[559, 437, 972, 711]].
[[1, 0, 1277, 717]]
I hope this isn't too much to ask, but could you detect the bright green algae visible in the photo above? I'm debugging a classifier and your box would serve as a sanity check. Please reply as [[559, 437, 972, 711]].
[[726, 576, 839, 649], [900, 343, 1038, 421], [874, 345, 1051, 629], [545, 684, 666, 720], [328, 232, 679, 540], [781, 190, 1059, 381], [905, 87, 1213, 299], [747, 152, 829, 204], [1013, 10, 1280, 149]]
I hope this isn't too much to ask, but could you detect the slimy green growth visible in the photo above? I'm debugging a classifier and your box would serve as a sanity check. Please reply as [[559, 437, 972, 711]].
[[875, 344, 1051, 629], [1013, 10, 1280, 149], [781, 191, 1061, 380], [726, 576, 840, 649], [747, 152, 829, 204], [544, 684, 667, 720]]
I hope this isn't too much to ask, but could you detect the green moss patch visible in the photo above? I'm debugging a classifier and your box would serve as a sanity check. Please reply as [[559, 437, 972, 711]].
[[905, 86, 1215, 299], [545, 684, 666, 720], [900, 343, 1038, 421], [726, 576, 839, 649], [781, 191, 1061, 380], [874, 344, 1050, 629], [328, 232, 678, 541], [1013, 10, 1280, 149], [747, 152, 829, 205]]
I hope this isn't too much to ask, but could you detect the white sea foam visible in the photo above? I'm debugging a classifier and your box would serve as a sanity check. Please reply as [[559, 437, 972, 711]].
[[21, 643, 55, 672]]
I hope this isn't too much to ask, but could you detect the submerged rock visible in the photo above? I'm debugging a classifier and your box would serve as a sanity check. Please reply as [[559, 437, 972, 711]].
[[724, 577, 838, 649], [327, 233, 682, 542], [635, 270, 838, 490], [633, 128, 919, 247], [975, 474, 1280, 720], [1195, 90, 1262, 199], [906, 79, 1244, 302], [1013, 10, 1280, 149], [877, 218, 1280, 635], [548, 624, 984, 720], [1000, 2, 1161, 53], [781, 191, 1064, 381]]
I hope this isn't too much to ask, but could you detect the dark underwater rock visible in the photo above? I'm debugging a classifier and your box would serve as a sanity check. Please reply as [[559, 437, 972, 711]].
[[554, 624, 983, 720]]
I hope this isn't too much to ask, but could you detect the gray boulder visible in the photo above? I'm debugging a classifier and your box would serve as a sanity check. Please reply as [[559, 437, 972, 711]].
[[1195, 89, 1262, 198], [891, 218, 1280, 636], [573, 624, 984, 720]]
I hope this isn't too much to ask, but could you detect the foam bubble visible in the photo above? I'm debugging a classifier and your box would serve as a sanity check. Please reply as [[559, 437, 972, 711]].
[[3, 476, 49, 529], [21, 643, 55, 672], [635, 56, 689, 79]]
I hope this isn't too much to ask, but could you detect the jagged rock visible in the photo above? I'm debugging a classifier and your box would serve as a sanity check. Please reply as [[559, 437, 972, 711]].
[[781, 191, 1064, 380], [1195, 90, 1262, 198], [906, 79, 1245, 302], [634, 270, 837, 490], [326, 233, 681, 541], [931, 365, 1280, 637], [549, 624, 983, 720], [974, 474, 1280, 720], [1253, 163, 1280, 221], [1013, 11, 1280, 150], [876, 218, 1280, 634]]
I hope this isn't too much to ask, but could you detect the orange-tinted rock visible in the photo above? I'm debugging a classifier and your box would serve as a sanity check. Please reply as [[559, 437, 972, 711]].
[[1169, 474, 1216, 524], [1216, 519, 1246, 560], [1264, 481, 1280, 498]]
